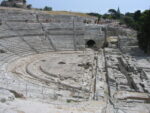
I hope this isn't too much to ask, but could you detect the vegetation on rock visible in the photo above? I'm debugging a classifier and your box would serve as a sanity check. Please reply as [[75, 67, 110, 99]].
[[87, 8, 150, 54]]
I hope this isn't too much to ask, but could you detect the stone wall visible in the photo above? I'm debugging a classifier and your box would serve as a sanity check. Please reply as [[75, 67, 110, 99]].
[[0, 8, 105, 54]]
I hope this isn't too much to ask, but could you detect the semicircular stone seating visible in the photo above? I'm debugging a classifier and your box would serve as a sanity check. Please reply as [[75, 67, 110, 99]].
[[0, 8, 106, 101]]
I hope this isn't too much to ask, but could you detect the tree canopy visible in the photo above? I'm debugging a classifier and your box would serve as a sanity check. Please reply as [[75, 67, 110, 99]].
[[137, 10, 150, 54], [119, 9, 150, 54], [44, 6, 53, 11], [87, 8, 150, 54]]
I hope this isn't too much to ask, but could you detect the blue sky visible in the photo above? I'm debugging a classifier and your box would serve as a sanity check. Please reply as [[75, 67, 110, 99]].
[[28, 0, 150, 14]]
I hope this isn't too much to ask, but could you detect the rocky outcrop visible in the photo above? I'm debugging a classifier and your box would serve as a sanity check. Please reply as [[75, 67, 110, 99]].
[[1, 0, 27, 8]]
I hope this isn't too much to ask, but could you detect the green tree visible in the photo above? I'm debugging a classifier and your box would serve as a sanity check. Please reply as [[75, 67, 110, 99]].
[[44, 6, 52, 11], [137, 10, 150, 54], [23, 0, 26, 4], [108, 9, 117, 15], [108, 9, 117, 19], [121, 10, 142, 30], [27, 4, 32, 9], [133, 10, 141, 30], [108, 8, 121, 19], [125, 12, 134, 18], [122, 16, 134, 28], [87, 13, 101, 18], [133, 10, 141, 21], [116, 7, 121, 19], [102, 14, 111, 19]]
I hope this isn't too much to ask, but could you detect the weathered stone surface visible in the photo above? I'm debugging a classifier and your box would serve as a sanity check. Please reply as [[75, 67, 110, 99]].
[[114, 91, 150, 100], [0, 88, 15, 103], [0, 7, 149, 113]]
